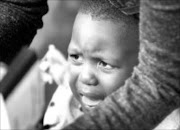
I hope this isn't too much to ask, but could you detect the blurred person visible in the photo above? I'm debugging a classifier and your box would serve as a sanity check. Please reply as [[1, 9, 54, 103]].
[[0, 0, 48, 129], [0, 0, 48, 66]]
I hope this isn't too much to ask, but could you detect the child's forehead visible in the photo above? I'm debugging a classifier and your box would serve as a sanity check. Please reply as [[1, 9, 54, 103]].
[[76, 13, 126, 26], [71, 13, 139, 55], [74, 13, 130, 37], [74, 13, 136, 37]]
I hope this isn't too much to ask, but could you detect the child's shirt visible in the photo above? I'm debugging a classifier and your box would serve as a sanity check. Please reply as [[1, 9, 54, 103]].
[[43, 83, 83, 130]]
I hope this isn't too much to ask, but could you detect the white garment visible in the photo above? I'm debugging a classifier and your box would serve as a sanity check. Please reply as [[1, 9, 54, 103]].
[[40, 45, 83, 129], [44, 84, 74, 129], [0, 94, 11, 129], [43, 81, 83, 129]]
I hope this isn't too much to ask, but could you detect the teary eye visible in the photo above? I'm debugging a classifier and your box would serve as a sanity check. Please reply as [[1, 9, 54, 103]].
[[68, 54, 83, 65], [70, 54, 79, 60], [97, 61, 113, 70]]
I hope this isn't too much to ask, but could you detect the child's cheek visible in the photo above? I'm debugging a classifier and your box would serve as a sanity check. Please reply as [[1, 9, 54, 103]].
[[69, 64, 82, 81], [68, 64, 81, 95]]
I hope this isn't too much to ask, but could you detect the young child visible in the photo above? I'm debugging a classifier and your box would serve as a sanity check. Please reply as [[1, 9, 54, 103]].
[[41, 0, 139, 129]]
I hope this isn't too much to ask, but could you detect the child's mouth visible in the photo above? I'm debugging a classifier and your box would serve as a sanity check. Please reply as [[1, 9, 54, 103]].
[[80, 94, 102, 107]]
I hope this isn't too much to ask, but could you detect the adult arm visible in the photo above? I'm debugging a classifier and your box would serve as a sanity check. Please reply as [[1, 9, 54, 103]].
[[63, 0, 180, 129], [0, 0, 48, 64]]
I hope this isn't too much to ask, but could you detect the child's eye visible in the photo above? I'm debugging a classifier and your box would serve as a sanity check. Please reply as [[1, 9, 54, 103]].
[[68, 54, 83, 64], [70, 54, 79, 60], [97, 61, 113, 71]]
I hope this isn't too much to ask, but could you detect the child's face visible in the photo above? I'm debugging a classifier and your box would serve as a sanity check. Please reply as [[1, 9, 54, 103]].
[[67, 13, 138, 112]]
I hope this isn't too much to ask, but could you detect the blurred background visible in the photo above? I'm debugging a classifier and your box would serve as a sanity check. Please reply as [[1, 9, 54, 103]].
[[30, 0, 81, 59]]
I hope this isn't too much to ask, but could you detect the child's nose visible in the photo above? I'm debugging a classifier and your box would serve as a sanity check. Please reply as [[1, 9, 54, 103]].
[[79, 65, 98, 86]]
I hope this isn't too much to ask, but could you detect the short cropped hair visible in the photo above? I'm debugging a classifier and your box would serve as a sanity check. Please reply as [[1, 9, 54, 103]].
[[78, 0, 139, 24]]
